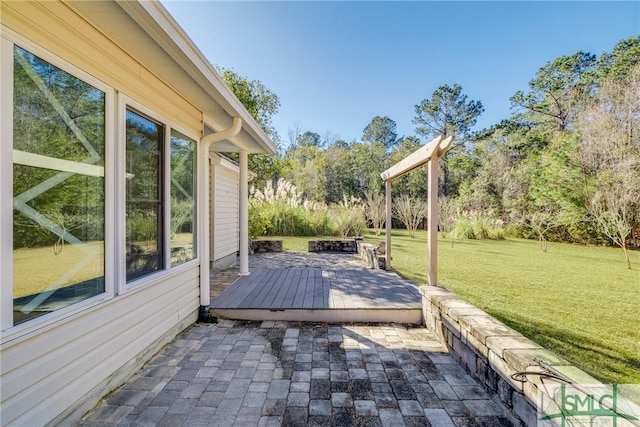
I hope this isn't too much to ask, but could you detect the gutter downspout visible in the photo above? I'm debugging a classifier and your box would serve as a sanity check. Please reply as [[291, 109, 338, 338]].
[[198, 116, 242, 322]]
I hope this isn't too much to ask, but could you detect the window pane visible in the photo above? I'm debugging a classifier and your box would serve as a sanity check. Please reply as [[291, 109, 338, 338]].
[[13, 46, 105, 324], [170, 130, 196, 266], [126, 109, 164, 281]]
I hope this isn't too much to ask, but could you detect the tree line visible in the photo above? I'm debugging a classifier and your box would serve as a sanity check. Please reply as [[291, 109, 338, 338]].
[[221, 36, 640, 268]]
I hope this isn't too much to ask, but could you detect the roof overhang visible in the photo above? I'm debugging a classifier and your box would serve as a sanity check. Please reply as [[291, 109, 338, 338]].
[[68, 0, 276, 155]]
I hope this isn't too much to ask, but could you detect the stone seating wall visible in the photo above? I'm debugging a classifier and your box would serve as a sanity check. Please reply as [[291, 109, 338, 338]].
[[356, 240, 386, 269], [308, 239, 359, 253], [420, 286, 602, 427], [250, 239, 283, 253]]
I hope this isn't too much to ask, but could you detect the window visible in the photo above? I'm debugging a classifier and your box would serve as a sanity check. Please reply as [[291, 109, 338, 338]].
[[170, 130, 196, 266], [12, 46, 106, 324], [125, 109, 164, 282], [3, 37, 201, 330]]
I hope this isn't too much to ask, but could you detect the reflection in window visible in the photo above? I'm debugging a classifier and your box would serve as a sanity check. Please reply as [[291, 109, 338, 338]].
[[170, 130, 196, 266], [12, 46, 106, 324], [125, 109, 164, 282]]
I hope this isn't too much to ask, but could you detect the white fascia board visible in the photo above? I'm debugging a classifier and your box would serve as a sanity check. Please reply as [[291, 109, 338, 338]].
[[116, 0, 276, 155]]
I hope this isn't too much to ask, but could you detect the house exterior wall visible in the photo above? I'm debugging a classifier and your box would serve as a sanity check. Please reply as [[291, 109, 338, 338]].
[[1, 1, 202, 132], [211, 155, 240, 269], [1, 2, 203, 425]]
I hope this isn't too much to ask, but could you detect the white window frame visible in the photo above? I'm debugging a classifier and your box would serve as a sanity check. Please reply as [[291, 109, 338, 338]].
[[169, 128, 198, 267], [0, 28, 115, 340], [117, 95, 200, 294], [165, 124, 202, 270]]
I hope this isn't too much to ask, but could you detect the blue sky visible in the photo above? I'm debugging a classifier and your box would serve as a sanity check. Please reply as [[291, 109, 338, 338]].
[[161, 1, 640, 146]]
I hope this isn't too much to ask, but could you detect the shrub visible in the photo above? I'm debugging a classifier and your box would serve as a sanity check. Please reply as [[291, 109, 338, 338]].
[[250, 179, 337, 237], [330, 196, 367, 238], [452, 213, 505, 240], [248, 201, 271, 238], [452, 216, 476, 240], [393, 194, 428, 238]]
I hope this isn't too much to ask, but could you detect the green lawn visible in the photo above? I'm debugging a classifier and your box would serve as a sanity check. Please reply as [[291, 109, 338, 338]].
[[268, 231, 640, 384]]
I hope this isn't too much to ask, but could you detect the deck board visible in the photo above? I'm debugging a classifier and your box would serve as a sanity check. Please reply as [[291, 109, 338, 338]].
[[250, 268, 279, 308], [302, 268, 316, 309], [271, 268, 294, 308], [211, 265, 421, 311], [282, 269, 301, 308], [214, 268, 266, 307], [292, 269, 308, 308]]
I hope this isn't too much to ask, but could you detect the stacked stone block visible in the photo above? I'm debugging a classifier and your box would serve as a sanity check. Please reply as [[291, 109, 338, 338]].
[[420, 286, 601, 427], [308, 239, 358, 253], [250, 240, 283, 253]]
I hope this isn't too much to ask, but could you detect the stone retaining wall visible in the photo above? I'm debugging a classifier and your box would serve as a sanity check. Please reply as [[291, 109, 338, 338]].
[[250, 239, 283, 253], [420, 286, 600, 427], [356, 240, 386, 269], [308, 239, 359, 253]]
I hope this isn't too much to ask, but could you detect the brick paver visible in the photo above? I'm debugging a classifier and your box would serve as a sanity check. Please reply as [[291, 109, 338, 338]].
[[79, 320, 513, 426]]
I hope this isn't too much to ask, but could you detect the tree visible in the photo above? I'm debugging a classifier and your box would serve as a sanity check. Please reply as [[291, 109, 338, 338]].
[[438, 196, 457, 240], [362, 116, 398, 151], [578, 64, 640, 172], [413, 83, 484, 196], [393, 194, 427, 238], [345, 141, 388, 196], [579, 65, 640, 267], [322, 130, 340, 147], [510, 51, 597, 131], [363, 189, 386, 236], [218, 68, 280, 139], [525, 208, 563, 253], [597, 36, 640, 79], [529, 135, 594, 243], [388, 136, 427, 198], [323, 142, 350, 203], [413, 83, 484, 141], [284, 143, 327, 201], [287, 122, 303, 149], [297, 131, 322, 147], [590, 180, 639, 269], [219, 67, 284, 186]]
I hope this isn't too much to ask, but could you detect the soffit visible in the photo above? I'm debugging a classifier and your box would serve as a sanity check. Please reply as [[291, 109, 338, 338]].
[[68, 0, 275, 154]]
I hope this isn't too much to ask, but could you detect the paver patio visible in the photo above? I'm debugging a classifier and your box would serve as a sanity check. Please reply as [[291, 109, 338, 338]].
[[79, 320, 513, 426], [79, 252, 515, 426]]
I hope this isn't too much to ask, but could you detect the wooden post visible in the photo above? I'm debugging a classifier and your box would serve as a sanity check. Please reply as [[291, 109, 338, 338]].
[[427, 156, 438, 286], [385, 179, 392, 270]]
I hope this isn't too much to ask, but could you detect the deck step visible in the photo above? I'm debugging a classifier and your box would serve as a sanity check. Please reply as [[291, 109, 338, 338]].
[[210, 266, 422, 325], [210, 308, 422, 324]]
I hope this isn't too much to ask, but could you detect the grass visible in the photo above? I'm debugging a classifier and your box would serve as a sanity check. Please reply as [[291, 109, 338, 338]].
[[271, 230, 640, 384]]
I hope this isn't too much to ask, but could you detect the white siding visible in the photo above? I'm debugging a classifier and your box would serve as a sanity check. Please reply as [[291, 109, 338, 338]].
[[1, 2, 202, 425], [1, 1, 201, 132], [1, 268, 199, 426], [212, 156, 240, 262]]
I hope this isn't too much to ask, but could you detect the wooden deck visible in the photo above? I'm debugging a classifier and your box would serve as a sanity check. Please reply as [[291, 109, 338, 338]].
[[210, 266, 422, 323]]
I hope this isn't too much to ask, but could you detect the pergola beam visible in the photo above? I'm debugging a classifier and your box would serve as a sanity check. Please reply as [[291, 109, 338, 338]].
[[381, 135, 453, 181]]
